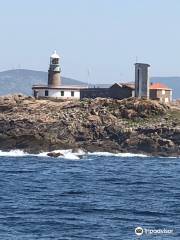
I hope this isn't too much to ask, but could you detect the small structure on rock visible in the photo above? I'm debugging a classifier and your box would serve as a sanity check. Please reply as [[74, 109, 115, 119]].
[[109, 82, 172, 104], [81, 63, 151, 100], [80, 63, 172, 103], [150, 82, 172, 103], [80, 83, 135, 100]]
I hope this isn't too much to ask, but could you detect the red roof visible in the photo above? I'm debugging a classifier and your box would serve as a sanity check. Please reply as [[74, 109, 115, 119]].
[[150, 82, 171, 90]]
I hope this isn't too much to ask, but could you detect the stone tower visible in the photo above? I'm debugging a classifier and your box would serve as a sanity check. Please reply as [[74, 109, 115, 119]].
[[48, 51, 61, 87], [135, 63, 150, 99]]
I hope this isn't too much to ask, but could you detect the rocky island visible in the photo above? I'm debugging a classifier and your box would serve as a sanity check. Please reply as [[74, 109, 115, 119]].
[[0, 94, 179, 157]]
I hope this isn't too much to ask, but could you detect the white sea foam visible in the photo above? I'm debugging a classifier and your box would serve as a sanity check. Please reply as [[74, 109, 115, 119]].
[[0, 149, 178, 159], [0, 150, 83, 160], [37, 152, 49, 157], [0, 149, 85, 159], [0, 150, 30, 157], [47, 150, 83, 160], [88, 151, 148, 158]]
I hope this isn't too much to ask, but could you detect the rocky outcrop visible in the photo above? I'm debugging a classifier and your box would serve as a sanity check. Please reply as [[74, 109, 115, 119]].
[[47, 152, 64, 158], [0, 94, 179, 157]]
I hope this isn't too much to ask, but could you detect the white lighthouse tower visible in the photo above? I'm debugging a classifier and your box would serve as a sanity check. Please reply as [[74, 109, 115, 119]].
[[48, 51, 61, 87]]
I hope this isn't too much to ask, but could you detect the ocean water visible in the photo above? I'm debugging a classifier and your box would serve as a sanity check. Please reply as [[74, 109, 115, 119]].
[[0, 151, 179, 239]]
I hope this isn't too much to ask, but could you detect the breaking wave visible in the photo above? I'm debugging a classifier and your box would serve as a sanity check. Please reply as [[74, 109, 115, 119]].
[[0, 149, 85, 160], [0, 150, 30, 157], [0, 149, 178, 159], [88, 152, 148, 158]]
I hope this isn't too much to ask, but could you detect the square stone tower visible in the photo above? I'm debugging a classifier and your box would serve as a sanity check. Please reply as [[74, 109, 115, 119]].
[[135, 63, 150, 99]]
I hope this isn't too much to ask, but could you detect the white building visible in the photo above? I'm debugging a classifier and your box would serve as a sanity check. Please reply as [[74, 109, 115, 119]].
[[32, 51, 87, 99]]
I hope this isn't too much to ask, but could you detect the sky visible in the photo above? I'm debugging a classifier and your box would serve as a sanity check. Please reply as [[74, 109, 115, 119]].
[[0, 0, 180, 84]]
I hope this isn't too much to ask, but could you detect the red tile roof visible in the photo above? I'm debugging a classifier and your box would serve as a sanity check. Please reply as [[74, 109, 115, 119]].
[[150, 83, 171, 90]]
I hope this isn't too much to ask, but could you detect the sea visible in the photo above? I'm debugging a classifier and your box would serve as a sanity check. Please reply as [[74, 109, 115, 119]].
[[0, 150, 179, 240]]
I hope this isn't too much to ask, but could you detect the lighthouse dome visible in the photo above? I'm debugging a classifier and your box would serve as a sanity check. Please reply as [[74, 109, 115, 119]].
[[51, 50, 60, 59]]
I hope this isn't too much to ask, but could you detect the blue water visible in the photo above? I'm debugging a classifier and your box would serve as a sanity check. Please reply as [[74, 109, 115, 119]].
[[0, 155, 179, 239]]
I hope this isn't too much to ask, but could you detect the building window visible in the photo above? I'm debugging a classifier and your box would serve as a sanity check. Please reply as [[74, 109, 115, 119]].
[[61, 91, 64, 96], [71, 91, 74, 97], [162, 90, 165, 95], [52, 58, 59, 64], [165, 98, 169, 103], [45, 90, 49, 97]]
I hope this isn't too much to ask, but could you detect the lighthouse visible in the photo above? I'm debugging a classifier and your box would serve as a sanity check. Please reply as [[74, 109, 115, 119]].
[[32, 51, 87, 99], [48, 51, 61, 87]]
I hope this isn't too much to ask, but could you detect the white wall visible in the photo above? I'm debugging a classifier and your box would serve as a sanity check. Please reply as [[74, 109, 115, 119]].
[[34, 88, 80, 99]]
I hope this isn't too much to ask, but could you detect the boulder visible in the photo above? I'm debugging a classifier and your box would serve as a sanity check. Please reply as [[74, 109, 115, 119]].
[[47, 152, 64, 158]]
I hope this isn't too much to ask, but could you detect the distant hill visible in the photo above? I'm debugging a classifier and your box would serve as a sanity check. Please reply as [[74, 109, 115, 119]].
[[150, 77, 180, 99], [0, 69, 87, 96]]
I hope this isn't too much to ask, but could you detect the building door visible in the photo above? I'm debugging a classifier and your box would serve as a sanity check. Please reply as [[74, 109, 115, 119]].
[[45, 90, 49, 97]]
